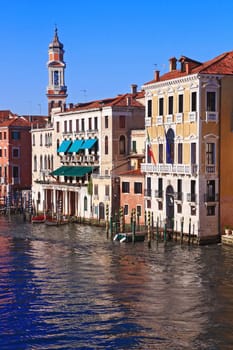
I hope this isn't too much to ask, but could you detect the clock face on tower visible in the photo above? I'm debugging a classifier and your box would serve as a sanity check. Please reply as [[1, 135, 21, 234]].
[[54, 71, 59, 86]]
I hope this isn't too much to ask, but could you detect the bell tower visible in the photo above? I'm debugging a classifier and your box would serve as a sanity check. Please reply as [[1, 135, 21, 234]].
[[46, 28, 67, 115]]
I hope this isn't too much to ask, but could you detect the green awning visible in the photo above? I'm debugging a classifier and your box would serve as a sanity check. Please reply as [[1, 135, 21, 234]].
[[68, 139, 84, 153], [57, 140, 72, 153], [80, 138, 98, 150], [51, 166, 93, 177]]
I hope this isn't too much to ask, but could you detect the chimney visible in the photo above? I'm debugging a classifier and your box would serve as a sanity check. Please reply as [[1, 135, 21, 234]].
[[185, 62, 191, 74], [131, 84, 137, 94], [169, 57, 177, 71], [154, 70, 160, 81]]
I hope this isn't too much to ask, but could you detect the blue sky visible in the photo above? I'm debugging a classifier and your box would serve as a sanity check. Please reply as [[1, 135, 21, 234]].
[[1, 0, 233, 115]]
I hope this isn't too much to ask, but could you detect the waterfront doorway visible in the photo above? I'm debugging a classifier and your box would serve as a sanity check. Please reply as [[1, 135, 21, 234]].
[[166, 185, 174, 229]]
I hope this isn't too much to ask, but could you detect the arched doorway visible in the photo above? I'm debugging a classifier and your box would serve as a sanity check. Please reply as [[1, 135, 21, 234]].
[[99, 202, 105, 220], [166, 185, 174, 229]]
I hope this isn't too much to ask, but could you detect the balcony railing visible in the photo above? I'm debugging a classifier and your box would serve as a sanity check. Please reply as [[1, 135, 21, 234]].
[[154, 190, 163, 199], [144, 189, 152, 197], [174, 192, 183, 201], [187, 193, 196, 202], [204, 193, 219, 202], [141, 163, 198, 176]]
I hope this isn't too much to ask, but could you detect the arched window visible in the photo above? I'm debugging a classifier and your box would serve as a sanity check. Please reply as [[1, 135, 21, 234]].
[[40, 134, 43, 146], [166, 128, 175, 164], [105, 136, 108, 154], [33, 155, 37, 171], [119, 135, 126, 155]]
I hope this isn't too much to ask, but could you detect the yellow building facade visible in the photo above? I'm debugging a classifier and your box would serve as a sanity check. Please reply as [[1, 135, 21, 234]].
[[141, 53, 233, 244]]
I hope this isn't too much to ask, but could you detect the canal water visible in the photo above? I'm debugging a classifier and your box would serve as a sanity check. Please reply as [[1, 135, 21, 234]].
[[0, 215, 233, 350]]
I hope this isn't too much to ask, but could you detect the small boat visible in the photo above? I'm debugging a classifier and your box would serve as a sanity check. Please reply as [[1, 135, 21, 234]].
[[31, 214, 46, 223], [114, 232, 146, 243]]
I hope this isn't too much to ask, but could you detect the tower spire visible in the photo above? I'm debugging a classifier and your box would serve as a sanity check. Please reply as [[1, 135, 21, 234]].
[[46, 28, 67, 115]]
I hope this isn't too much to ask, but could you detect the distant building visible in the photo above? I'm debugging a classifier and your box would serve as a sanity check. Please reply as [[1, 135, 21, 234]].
[[142, 52, 233, 244], [0, 115, 32, 207]]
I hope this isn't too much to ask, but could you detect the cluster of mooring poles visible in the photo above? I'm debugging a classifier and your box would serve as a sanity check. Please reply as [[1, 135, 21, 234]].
[[105, 206, 197, 246]]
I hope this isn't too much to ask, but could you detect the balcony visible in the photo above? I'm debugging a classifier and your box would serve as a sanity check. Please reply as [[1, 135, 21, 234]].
[[206, 111, 218, 122], [187, 193, 196, 203], [141, 163, 198, 176], [154, 190, 163, 199], [206, 165, 216, 173], [174, 192, 183, 201], [145, 117, 152, 127], [144, 189, 152, 197], [189, 111, 197, 122]]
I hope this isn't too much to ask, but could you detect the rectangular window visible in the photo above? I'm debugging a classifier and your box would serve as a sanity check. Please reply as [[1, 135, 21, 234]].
[[178, 94, 183, 113], [69, 120, 72, 133], [207, 206, 215, 216], [105, 185, 109, 196], [177, 203, 182, 213], [136, 205, 142, 217], [0, 166, 1, 177], [206, 180, 215, 201], [159, 144, 163, 163], [94, 117, 98, 130], [159, 97, 164, 116], [158, 178, 163, 198], [0, 133, 2, 140], [81, 119, 85, 131], [12, 148, 19, 158], [94, 184, 98, 195], [76, 119, 79, 132], [206, 143, 215, 165], [11, 131, 20, 140], [119, 115, 125, 128], [178, 143, 183, 164], [105, 116, 108, 128], [191, 180, 196, 202], [207, 91, 216, 111], [168, 96, 173, 114], [147, 100, 152, 117], [191, 91, 197, 112], [132, 140, 137, 153], [4, 132, 6, 140], [64, 121, 67, 133], [134, 182, 142, 194], [56, 121, 60, 133], [0, 149, 2, 157], [177, 179, 182, 201], [88, 118, 92, 130], [146, 177, 151, 197], [191, 143, 196, 164], [124, 205, 128, 215], [13, 166, 19, 178], [122, 182, 130, 193]]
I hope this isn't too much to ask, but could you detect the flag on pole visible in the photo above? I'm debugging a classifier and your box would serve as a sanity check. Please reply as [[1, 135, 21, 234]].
[[147, 130, 156, 164]]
